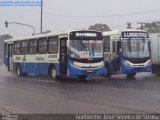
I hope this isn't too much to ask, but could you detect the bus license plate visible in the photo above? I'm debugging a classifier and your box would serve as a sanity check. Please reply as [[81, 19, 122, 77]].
[[87, 70, 93, 73]]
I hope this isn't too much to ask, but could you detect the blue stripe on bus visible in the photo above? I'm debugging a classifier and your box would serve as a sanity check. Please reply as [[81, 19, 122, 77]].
[[105, 53, 152, 74], [3, 56, 8, 65], [121, 64, 152, 74], [68, 64, 105, 76], [120, 54, 152, 74], [68, 59, 105, 76], [13, 62, 60, 75]]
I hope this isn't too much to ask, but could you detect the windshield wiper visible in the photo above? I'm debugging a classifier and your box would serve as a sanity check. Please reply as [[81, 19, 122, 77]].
[[128, 39, 132, 56], [88, 43, 94, 58], [142, 39, 145, 53]]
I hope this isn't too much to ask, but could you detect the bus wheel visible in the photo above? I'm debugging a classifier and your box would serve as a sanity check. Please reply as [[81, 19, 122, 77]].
[[155, 71, 160, 76], [104, 67, 111, 78], [23, 73, 28, 76], [104, 70, 112, 78], [154, 68, 160, 76], [50, 66, 57, 80], [16, 65, 22, 77], [105, 73, 112, 78], [78, 75, 87, 80], [127, 73, 136, 79]]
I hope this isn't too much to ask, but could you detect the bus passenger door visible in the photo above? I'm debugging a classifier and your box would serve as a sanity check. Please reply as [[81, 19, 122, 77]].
[[59, 37, 68, 75], [8, 44, 13, 71], [112, 41, 121, 71]]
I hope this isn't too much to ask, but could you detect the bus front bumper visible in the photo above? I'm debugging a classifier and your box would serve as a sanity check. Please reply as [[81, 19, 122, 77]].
[[68, 64, 106, 76], [122, 65, 152, 74]]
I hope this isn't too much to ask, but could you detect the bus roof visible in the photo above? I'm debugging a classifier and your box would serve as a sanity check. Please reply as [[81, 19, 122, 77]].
[[103, 29, 148, 36], [4, 31, 65, 43], [4, 30, 101, 43]]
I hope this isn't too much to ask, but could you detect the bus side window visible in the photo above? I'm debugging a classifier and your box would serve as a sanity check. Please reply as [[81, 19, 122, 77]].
[[38, 38, 47, 54], [29, 39, 37, 54], [117, 41, 121, 54], [14, 41, 21, 55], [21, 40, 28, 55], [104, 36, 110, 52], [112, 41, 116, 53], [48, 37, 58, 54]]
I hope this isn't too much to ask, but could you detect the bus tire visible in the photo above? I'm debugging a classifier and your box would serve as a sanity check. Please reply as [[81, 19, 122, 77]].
[[50, 66, 57, 81], [23, 73, 28, 76], [127, 73, 136, 79], [16, 64, 22, 77], [104, 66, 111, 78], [155, 71, 160, 76], [105, 73, 112, 78], [104, 70, 112, 78], [78, 75, 87, 80]]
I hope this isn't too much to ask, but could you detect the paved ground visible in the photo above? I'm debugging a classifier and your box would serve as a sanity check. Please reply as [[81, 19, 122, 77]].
[[0, 64, 160, 114]]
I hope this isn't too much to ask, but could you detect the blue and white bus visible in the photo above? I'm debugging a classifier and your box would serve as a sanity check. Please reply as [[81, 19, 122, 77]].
[[103, 30, 152, 78], [4, 30, 105, 80]]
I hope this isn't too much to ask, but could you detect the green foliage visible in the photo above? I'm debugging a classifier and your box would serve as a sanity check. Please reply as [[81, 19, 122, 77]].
[[144, 22, 160, 33], [88, 23, 111, 32]]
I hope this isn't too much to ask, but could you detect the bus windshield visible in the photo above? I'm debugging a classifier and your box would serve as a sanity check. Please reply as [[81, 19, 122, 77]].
[[122, 38, 150, 59], [69, 40, 103, 59]]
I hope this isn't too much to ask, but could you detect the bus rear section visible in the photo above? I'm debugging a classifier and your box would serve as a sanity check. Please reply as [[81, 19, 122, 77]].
[[4, 30, 105, 80], [150, 33, 160, 75], [103, 30, 152, 78]]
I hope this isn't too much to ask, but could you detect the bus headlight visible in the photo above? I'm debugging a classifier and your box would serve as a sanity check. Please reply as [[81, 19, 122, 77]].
[[146, 60, 151, 66], [71, 62, 78, 68], [124, 60, 131, 67]]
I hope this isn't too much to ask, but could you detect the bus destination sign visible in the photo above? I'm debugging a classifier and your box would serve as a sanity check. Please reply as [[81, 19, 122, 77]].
[[70, 31, 103, 40], [122, 31, 149, 38], [75, 33, 97, 37]]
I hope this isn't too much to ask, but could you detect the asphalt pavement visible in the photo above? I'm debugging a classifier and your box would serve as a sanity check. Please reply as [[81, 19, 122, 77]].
[[0, 64, 160, 114]]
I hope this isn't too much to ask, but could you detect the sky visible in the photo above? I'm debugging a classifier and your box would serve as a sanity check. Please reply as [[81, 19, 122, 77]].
[[0, 0, 160, 37]]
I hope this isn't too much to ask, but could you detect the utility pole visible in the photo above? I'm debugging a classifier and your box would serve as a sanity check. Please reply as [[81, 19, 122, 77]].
[[137, 22, 146, 30], [40, 0, 43, 34], [127, 22, 132, 29]]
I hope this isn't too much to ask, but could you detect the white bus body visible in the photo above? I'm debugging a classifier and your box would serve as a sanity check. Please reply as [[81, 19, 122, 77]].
[[103, 30, 152, 78], [4, 30, 105, 80], [149, 33, 160, 75]]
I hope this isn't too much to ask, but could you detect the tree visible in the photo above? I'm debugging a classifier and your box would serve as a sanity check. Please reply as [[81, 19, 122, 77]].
[[88, 23, 111, 32], [137, 21, 160, 33], [144, 22, 160, 33], [126, 22, 132, 29]]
